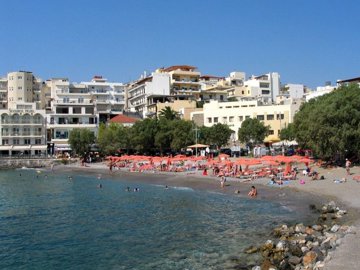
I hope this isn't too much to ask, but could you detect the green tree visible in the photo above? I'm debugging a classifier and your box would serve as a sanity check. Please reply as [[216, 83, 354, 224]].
[[129, 118, 158, 154], [207, 123, 233, 148], [170, 120, 194, 151], [238, 118, 270, 148], [279, 123, 296, 141], [158, 106, 179, 120], [68, 128, 95, 157], [293, 84, 360, 160], [97, 123, 129, 155], [154, 118, 173, 154]]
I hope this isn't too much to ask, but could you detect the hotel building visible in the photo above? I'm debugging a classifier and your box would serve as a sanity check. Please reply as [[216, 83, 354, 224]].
[[200, 98, 301, 142], [0, 71, 47, 156]]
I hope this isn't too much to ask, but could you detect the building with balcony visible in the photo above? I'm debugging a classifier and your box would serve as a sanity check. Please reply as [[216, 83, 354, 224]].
[[162, 65, 201, 99], [82, 76, 126, 123], [226, 72, 280, 103], [127, 71, 170, 118], [45, 78, 97, 152], [0, 71, 47, 156]]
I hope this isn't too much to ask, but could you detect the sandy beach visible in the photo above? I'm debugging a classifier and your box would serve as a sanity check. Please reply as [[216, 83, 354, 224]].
[[55, 161, 360, 270]]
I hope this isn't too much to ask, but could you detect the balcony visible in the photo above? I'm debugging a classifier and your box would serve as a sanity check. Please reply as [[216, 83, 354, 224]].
[[56, 90, 91, 95], [54, 99, 93, 105]]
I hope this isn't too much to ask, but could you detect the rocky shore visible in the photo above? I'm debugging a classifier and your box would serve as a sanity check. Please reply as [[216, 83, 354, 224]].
[[243, 201, 353, 270]]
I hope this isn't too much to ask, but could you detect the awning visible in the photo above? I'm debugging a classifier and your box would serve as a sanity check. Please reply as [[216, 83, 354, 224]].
[[187, 144, 209, 148], [264, 135, 280, 143], [0, 145, 11, 150], [55, 144, 71, 151], [12, 145, 31, 150], [31, 145, 48, 150]]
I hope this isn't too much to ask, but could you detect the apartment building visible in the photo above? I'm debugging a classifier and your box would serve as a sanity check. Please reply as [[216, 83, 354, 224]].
[[201, 99, 301, 142], [82, 76, 126, 123], [0, 71, 47, 156], [0, 77, 7, 109], [163, 65, 201, 99], [45, 78, 96, 152], [127, 71, 170, 118]]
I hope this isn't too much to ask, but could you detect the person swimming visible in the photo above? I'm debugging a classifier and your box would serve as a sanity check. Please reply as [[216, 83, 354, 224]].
[[134, 187, 139, 192], [126, 187, 130, 192], [97, 184, 102, 188]]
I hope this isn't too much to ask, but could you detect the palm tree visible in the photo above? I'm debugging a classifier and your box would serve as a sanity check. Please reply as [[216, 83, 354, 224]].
[[158, 106, 179, 120]]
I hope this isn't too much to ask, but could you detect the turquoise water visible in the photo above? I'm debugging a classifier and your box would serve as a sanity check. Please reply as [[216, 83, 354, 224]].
[[0, 169, 316, 269]]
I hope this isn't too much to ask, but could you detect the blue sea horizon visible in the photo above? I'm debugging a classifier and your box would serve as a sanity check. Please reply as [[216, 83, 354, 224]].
[[0, 169, 319, 269]]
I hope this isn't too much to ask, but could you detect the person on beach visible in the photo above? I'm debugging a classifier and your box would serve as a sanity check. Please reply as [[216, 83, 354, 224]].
[[220, 176, 226, 188], [345, 158, 351, 175], [248, 186, 257, 197]]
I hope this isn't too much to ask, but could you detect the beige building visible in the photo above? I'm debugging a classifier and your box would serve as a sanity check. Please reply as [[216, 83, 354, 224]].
[[0, 71, 47, 156], [200, 99, 301, 142]]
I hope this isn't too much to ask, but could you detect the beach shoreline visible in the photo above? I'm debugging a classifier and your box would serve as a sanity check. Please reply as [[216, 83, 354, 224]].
[[53, 161, 360, 269]]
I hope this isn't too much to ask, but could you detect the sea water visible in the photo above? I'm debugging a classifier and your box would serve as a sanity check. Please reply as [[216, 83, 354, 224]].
[[0, 169, 317, 269]]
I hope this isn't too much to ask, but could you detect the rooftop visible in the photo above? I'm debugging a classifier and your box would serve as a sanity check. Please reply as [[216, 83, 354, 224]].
[[109, 114, 139, 124]]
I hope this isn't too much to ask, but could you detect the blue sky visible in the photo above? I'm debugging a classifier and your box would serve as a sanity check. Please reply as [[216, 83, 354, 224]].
[[0, 0, 359, 88]]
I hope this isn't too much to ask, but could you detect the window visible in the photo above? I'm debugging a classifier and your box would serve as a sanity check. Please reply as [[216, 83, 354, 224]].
[[35, 139, 42, 144], [229, 116, 234, 123], [18, 76, 23, 79], [78, 97, 84, 103], [245, 115, 250, 119], [18, 86, 22, 90], [269, 130, 274, 135], [242, 91, 244, 94], [214, 117, 218, 123], [207, 118, 212, 123], [262, 90, 270, 95], [2, 139, 9, 145], [24, 139, 31, 144], [277, 114, 284, 120], [257, 115, 264, 121], [238, 116, 244, 121], [260, 82, 270, 88], [13, 139, 20, 145], [18, 97, 22, 101], [267, 114, 274, 120], [222, 117, 227, 123]]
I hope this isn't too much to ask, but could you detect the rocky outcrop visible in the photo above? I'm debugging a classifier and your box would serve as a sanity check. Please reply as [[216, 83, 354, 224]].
[[243, 201, 355, 270]]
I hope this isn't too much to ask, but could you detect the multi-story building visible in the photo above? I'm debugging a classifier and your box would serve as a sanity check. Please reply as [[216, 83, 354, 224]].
[[163, 65, 201, 99], [127, 71, 170, 118], [0, 76, 8, 109], [227, 72, 280, 103], [82, 76, 126, 123], [0, 71, 47, 156], [199, 99, 301, 143]]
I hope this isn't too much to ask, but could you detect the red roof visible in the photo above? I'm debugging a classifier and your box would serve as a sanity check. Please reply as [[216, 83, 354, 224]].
[[110, 114, 138, 124]]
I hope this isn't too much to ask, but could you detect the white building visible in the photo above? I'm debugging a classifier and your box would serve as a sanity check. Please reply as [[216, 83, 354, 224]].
[[285, 84, 304, 99], [127, 71, 170, 118], [81, 76, 126, 123], [305, 85, 336, 101]]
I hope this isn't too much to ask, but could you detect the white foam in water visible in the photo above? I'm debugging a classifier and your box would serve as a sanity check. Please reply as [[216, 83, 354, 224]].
[[172, 186, 194, 191]]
